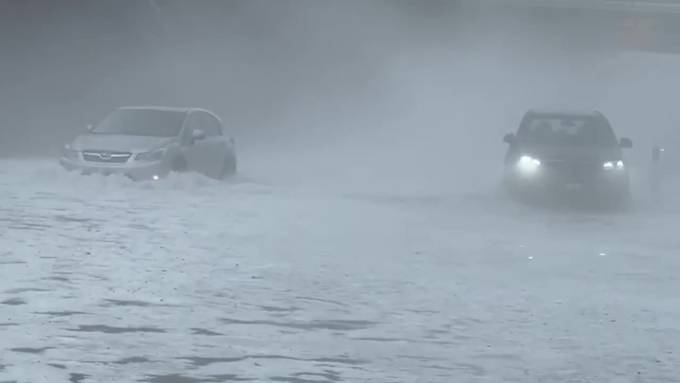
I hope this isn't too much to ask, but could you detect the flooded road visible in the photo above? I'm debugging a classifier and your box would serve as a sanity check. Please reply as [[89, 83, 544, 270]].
[[1, 160, 679, 382]]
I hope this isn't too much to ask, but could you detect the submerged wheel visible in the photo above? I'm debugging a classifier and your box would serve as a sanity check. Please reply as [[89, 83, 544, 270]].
[[220, 154, 237, 179], [171, 156, 188, 173]]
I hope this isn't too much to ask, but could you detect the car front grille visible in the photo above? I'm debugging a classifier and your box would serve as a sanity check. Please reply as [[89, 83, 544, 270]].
[[544, 159, 600, 181], [82, 150, 132, 164]]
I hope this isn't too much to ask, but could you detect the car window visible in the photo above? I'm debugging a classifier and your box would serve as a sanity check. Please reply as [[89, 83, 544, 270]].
[[93, 109, 186, 137], [200, 113, 222, 137], [518, 116, 617, 147], [180, 112, 201, 144], [188, 113, 201, 131]]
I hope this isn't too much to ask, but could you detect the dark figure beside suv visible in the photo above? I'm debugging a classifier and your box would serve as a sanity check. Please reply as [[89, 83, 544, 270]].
[[502, 109, 633, 206]]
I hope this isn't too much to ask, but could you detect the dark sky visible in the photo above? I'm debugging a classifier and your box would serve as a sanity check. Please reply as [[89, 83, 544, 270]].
[[0, 0, 676, 157]]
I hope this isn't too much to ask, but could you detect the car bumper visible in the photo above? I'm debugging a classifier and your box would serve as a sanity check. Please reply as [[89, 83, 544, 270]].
[[59, 158, 169, 181], [506, 169, 630, 200]]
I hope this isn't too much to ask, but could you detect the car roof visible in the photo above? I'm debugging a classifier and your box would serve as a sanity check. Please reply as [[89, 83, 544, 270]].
[[526, 108, 604, 118], [117, 106, 216, 115]]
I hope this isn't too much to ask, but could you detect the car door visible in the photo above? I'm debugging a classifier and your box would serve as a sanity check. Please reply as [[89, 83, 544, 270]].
[[181, 111, 213, 174], [199, 112, 230, 177]]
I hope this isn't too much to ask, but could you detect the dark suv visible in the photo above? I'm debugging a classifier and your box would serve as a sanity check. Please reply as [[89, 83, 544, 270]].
[[502, 110, 633, 203]]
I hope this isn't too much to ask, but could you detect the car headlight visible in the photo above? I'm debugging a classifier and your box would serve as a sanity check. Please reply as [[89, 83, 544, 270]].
[[135, 148, 166, 162], [603, 160, 625, 171], [62, 145, 79, 160], [516, 155, 542, 175]]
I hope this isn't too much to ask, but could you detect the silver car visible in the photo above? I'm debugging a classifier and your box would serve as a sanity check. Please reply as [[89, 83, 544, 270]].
[[60, 106, 237, 180]]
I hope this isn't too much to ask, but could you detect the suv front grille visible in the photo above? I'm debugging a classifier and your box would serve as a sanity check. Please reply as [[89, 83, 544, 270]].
[[82, 150, 132, 164], [544, 159, 600, 181]]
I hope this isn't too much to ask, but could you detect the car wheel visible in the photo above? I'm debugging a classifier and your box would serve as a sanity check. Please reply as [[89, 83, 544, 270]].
[[220, 154, 237, 179], [171, 156, 188, 173]]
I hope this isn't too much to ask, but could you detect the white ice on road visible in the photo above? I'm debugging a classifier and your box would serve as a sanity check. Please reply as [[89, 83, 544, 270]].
[[1, 159, 679, 383]]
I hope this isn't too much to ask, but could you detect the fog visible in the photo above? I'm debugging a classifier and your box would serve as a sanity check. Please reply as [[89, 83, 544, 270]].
[[3, 1, 679, 192], [3, 1, 680, 382]]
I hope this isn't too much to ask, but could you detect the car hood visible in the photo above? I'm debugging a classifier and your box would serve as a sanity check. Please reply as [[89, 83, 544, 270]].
[[520, 145, 622, 162], [69, 134, 176, 152]]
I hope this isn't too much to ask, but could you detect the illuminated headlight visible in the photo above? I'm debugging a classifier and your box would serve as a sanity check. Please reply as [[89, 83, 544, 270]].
[[62, 145, 79, 160], [516, 155, 542, 175], [135, 149, 166, 162], [603, 160, 625, 170]]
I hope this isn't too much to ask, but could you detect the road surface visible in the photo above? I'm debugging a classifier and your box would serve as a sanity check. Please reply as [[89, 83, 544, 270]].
[[1, 158, 679, 383]]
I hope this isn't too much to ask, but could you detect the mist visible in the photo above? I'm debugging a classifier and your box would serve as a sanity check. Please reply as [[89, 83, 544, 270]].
[[3, 0, 678, 192], [3, 2, 680, 382]]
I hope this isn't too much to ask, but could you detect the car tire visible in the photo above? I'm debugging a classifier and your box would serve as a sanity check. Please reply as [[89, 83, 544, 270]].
[[171, 156, 188, 173], [220, 154, 237, 179]]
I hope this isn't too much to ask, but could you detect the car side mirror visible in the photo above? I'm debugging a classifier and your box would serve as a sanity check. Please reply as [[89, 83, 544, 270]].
[[503, 133, 515, 144], [652, 145, 664, 163], [191, 129, 206, 142], [620, 137, 633, 149], [86, 124, 94, 132]]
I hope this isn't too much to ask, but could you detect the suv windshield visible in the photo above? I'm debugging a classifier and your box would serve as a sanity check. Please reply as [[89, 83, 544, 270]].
[[93, 109, 186, 137], [519, 116, 617, 147]]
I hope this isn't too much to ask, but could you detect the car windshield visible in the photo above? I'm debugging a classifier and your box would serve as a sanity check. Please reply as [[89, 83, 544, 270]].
[[93, 109, 186, 137], [520, 116, 617, 147]]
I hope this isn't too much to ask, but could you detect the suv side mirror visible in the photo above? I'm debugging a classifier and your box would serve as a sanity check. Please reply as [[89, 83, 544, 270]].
[[192, 129, 206, 142], [620, 137, 633, 149], [503, 133, 515, 144]]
